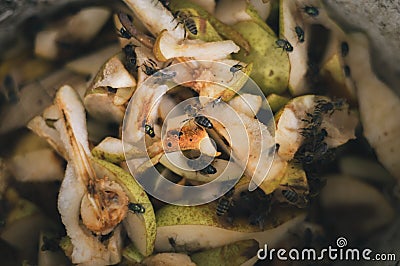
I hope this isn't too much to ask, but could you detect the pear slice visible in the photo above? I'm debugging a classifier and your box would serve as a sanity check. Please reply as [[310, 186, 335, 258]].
[[27, 105, 66, 159], [280, 0, 310, 96], [346, 33, 400, 181], [189, 59, 253, 103], [232, 20, 290, 95], [55, 86, 124, 264], [123, 242, 145, 264], [153, 29, 240, 62], [215, 0, 272, 26], [190, 239, 259, 266], [8, 148, 64, 182], [90, 137, 125, 164], [320, 175, 395, 236], [271, 162, 309, 207], [339, 156, 394, 185], [84, 53, 136, 123], [122, 0, 185, 40], [143, 253, 196, 266], [1, 189, 53, 262], [319, 33, 356, 103], [190, 0, 216, 14], [35, 7, 110, 60], [155, 203, 305, 252], [91, 158, 156, 257], [229, 93, 262, 118], [169, 0, 250, 53], [65, 44, 121, 77]]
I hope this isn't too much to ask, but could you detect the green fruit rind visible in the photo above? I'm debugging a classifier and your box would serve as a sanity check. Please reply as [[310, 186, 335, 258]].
[[123, 242, 145, 263], [156, 203, 302, 232], [267, 93, 290, 112], [232, 20, 290, 95]]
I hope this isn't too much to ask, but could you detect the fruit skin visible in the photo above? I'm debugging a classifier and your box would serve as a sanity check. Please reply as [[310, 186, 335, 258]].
[[190, 239, 259, 266], [91, 157, 156, 257], [232, 20, 290, 95], [267, 93, 290, 113]]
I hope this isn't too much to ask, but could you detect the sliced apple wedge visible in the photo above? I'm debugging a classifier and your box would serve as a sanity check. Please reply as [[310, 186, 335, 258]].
[[154, 29, 240, 62]]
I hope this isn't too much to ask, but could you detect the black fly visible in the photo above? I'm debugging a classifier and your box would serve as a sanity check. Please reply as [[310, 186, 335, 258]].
[[128, 203, 145, 214], [302, 6, 319, 17], [276, 39, 293, 52], [341, 42, 349, 57], [344, 65, 351, 77], [194, 115, 213, 129], [230, 64, 244, 75], [117, 27, 131, 39]]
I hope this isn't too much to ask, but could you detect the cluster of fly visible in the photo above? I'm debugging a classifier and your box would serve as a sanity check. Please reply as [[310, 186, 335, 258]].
[[294, 99, 345, 196], [216, 188, 273, 229], [273, 4, 319, 54]]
